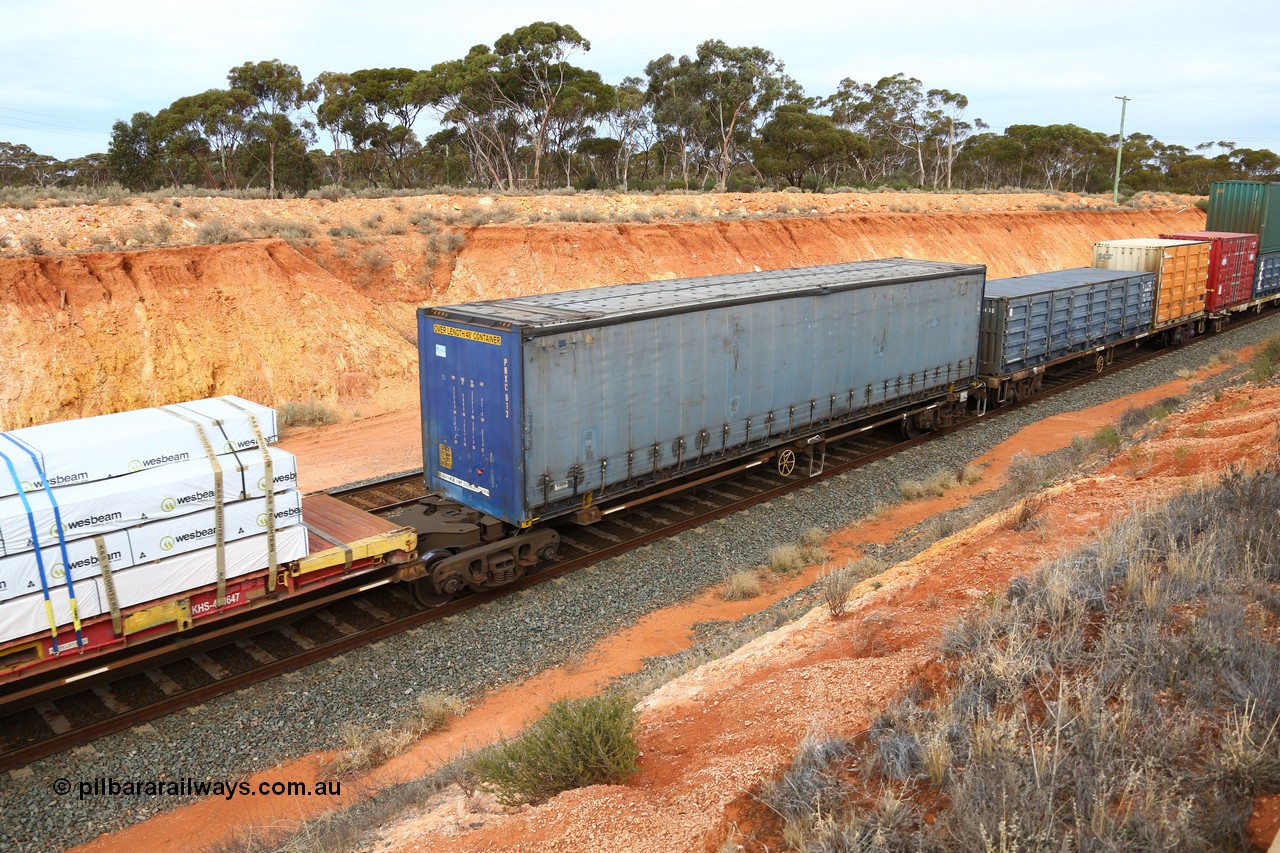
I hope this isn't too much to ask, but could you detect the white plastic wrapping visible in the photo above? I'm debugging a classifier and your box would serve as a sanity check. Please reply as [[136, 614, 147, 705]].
[[0, 491, 303, 603], [0, 525, 309, 646], [0, 396, 279, 499], [0, 447, 297, 556]]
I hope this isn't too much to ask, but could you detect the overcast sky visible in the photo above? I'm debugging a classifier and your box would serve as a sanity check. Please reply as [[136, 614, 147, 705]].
[[3, 0, 1278, 163]]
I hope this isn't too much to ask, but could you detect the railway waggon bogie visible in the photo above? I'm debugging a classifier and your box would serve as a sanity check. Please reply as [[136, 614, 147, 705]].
[[385, 496, 559, 606]]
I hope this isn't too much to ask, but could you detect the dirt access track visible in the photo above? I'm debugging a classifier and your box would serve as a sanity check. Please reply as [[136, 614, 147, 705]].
[[0, 190, 1204, 431]]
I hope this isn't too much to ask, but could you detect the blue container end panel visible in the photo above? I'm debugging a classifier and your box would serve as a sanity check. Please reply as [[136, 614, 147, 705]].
[[419, 314, 524, 525], [1255, 251, 1280, 300]]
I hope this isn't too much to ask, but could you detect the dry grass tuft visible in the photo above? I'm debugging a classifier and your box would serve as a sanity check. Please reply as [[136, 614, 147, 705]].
[[821, 562, 858, 619], [723, 569, 762, 601], [328, 691, 466, 776], [768, 543, 807, 574]]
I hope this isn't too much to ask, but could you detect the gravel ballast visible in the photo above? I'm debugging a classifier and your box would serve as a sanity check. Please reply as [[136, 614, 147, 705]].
[[4, 314, 1279, 853]]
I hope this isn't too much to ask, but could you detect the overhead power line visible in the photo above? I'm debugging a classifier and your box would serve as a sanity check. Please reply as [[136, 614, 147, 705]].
[[0, 106, 111, 128], [0, 108, 110, 135], [0, 120, 108, 141]]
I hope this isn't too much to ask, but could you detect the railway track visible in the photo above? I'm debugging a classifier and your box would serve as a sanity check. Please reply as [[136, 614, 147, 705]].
[[0, 311, 1265, 771]]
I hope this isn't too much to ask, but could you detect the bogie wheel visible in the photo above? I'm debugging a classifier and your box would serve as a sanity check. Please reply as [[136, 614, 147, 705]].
[[777, 448, 797, 477], [411, 577, 459, 608], [410, 550, 460, 608]]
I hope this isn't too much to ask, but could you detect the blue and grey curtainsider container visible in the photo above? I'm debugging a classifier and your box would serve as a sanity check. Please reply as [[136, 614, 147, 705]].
[[418, 258, 985, 528], [1255, 252, 1280, 301], [978, 267, 1155, 402]]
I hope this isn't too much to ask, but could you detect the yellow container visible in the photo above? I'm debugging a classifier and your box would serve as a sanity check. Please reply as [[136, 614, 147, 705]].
[[1092, 238, 1209, 329]]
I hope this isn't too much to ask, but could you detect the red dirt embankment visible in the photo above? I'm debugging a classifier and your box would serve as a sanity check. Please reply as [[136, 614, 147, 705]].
[[0, 198, 1205, 430]]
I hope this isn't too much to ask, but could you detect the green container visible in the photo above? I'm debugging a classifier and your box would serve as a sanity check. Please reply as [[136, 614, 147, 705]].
[[1206, 181, 1280, 253]]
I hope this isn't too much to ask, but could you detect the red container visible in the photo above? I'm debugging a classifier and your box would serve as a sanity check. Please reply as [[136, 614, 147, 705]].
[[1159, 231, 1259, 314]]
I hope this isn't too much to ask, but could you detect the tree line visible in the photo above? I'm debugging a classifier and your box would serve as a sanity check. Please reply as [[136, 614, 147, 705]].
[[3, 21, 1277, 196]]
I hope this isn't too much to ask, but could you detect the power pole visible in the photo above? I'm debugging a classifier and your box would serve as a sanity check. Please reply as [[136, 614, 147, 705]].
[[1112, 95, 1130, 203]]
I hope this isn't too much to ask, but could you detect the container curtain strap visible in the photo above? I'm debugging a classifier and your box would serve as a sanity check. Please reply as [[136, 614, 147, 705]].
[[0, 446, 63, 645], [94, 536, 122, 637], [158, 408, 228, 606], [217, 398, 279, 591], [0, 435, 86, 650]]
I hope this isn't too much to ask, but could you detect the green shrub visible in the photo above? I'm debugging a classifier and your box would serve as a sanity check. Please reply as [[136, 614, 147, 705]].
[[0, 188, 39, 209], [327, 223, 363, 239], [442, 230, 467, 252], [359, 246, 391, 271], [1093, 425, 1123, 452], [100, 183, 130, 206], [1249, 335, 1280, 383], [196, 218, 243, 245], [247, 216, 314, 240], [471, 692, 639, 805], [556, 208, 604, 223], [308, 184, 347, 201]]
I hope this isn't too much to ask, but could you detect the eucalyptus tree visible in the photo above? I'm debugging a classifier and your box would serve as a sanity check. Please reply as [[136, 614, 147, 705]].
[[228, 59, 311, 195], [348, 67, 432, 187], [1229, 146, 1280, 179], [923, 89, 983, 189], [751, 103, 870, 187], [1107, 131, 1167, 192], [309, 71, 363, 186], [644, 52, 709, 186], [421, 22, 606, 189], [1157, 142, 1254, 193], [1003, 124, 1110, 191], [155, 88, 256, 188], [62, 153, 111, 189], [491, 21, 594, 186], [646, 40, 799, 190], [0, 142, 58, 187], [601, 76, 653, 189], [544, 67, 613, 186], [954, 131, 1027, 188], [107, 114, 162, 190], [824, 73, 981, 188], [418, 47, 522, 189]]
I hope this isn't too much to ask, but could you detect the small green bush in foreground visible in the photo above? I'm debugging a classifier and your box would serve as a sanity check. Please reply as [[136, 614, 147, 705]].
[[471, 691, 639, 806]]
